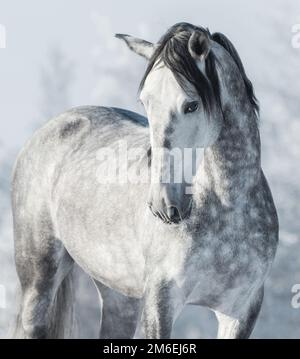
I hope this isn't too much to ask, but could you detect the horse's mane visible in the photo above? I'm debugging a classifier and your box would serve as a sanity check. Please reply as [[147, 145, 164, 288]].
[[211, 32, 259, 114], [139, 22, 259, 116]]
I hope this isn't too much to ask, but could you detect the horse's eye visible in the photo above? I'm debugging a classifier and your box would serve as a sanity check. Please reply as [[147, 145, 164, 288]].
[[184, 101, 199, 114]]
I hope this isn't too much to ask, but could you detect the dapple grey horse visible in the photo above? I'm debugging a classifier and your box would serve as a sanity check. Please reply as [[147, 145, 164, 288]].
[[12, 23, 278, 339]]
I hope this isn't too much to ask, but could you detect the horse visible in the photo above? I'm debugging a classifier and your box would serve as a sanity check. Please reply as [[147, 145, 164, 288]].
[[11, 22, 278, 339]]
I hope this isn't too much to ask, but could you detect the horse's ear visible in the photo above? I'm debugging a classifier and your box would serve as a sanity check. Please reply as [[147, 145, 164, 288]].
[[188, 31, 211, 62], [115, 34, 156, 60]]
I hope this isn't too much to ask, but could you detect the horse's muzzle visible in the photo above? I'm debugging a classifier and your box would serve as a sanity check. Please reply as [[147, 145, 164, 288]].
[[148, 198, 192, 225]]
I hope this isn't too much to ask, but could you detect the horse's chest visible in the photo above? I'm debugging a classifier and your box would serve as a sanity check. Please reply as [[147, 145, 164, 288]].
[[185, 228, 267, 308]]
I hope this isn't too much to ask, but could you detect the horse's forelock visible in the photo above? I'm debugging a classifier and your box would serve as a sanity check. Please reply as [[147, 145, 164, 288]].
[[139, 23, 220, 116]]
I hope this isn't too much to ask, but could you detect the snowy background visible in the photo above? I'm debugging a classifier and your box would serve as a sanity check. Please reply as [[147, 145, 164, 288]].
[[1, 0, 300, 338]]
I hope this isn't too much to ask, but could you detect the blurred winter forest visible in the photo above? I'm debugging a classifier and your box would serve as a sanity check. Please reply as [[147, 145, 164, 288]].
[[0, 0, 300, 338]]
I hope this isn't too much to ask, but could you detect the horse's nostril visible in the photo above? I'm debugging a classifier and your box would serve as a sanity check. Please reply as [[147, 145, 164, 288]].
[[169, 206, 181, 223]]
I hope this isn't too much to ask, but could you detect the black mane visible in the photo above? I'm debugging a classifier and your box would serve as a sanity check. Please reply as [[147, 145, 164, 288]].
[[139, 22, 259, 116]]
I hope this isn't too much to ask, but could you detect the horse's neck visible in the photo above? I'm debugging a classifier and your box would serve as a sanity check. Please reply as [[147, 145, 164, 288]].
[[194, 44, 261, 206], [196, 107, 261, 207]]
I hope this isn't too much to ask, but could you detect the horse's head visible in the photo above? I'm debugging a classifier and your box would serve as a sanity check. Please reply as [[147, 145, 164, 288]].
[[116, 23, 223, 224]]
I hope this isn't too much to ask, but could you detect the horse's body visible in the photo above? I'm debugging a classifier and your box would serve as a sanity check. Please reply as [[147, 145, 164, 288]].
[[12, 23, 278, 339]]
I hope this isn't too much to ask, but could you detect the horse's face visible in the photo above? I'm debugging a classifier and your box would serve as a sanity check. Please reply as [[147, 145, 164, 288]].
[[140, 64, 221, 223], [116, 29, 222, 224], [140, 63, 219, 149]]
